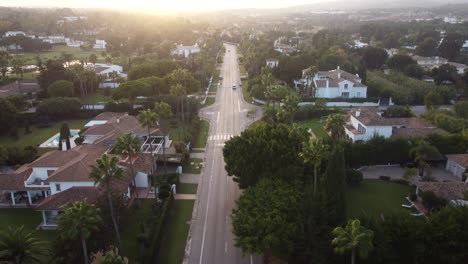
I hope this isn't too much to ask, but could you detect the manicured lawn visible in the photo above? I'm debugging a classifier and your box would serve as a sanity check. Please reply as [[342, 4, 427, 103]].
[[193, 120, 209, 149], [241, 79, 253, 103], [156, 200, 194, 264], [295, 118, 328, 138], [204, 97, 215, 107], [346, 180, 414, 219], [177, 183, 198, 194], [0, 118, 89, 149], [183, 158, 203, 174], [12, 45, 107, 66], [0, 208, 57, 242]]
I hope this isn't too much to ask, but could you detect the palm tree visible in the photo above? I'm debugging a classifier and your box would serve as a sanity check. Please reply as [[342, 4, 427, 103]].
[[299, 139, 330, 196], [324, 114, 346, 140], [90, 154, 124, 255], [332, 219, 374, 264], [0, 226, 48, 264], [410, 140, 441, 177], [57, 201, 102, 264], [170, 84, 185, 138], [59, 123, 71, 151], [114, 133, 141, 198], [138, 110, 158, 174], [154, 102, 173, 175], [88, 54, 98, 68], [303, 66, 317, 97]]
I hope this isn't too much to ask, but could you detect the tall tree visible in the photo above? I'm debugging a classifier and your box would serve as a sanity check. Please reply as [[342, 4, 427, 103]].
[[89, 54, 98, 67], [90, 154, 124, 256], [114, 133, 141, 198], [332, 219, 374, 264], [170, 84, 185, 138], [438, 33, 463, 61], [138, 109, 158, 193], [57, 201, 102, 264], [362, 47, 388, 69], [0, 226, 48, 264], [0, 51, 10, 77], [416, 37, 438, 57], [409, 140, 441, 176], [324, 114, 345, 140], [59, 123, 72, 150], [300, 139, 330, 196], [232, 178, 302, 259], [322, 145, 346, 225], [154, 102, 173, 175]]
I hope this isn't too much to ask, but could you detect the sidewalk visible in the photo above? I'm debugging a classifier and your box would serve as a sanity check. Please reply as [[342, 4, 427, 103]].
[[180, 174, 199, 184], [175, 194, 196, 200]]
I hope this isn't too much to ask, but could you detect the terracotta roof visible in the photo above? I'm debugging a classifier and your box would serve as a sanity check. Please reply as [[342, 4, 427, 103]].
[[36, 186, 100, 210], [417, 182, 468, 200], [446, 154, 468, 167], [391, 127, 448, 139], [350, 107, 438, 127], [44, 144, 108, 183], [82, 123, 115, 136], [314, 69, 365, 88], [0, 168, 32, 190], [28, 150, 82, 168], [93, 112, 126, 122]]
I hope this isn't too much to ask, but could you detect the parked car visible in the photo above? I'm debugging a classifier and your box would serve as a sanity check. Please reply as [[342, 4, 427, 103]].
[[232, 84, 237, 90]]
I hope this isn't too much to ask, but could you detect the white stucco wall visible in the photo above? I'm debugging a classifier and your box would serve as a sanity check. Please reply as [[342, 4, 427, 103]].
[[446, 160, 466, 179], [135, 172, 149, 188], [26, 167, 58, 184], [49, 181, 95, 195]]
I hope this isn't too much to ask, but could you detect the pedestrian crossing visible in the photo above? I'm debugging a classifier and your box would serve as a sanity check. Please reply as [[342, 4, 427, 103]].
[[208, 134, 234, 141]]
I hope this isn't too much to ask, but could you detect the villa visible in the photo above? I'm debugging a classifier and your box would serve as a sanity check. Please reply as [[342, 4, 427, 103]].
[[0, 112, 170, 228], [171, 43, 201, 58], [85, 63, 128, 88], [312, 67, 367, 98], [344, 107, 447, 142]]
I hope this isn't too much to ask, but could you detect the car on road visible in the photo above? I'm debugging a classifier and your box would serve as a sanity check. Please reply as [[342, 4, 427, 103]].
[[232, 84, 237, 89]]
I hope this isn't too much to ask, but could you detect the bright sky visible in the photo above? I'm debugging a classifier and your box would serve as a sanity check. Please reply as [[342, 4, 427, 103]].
[[1, 0, 327, 11]]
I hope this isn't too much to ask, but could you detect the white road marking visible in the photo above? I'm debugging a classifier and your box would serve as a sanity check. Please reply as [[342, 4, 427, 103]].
[[199, 135, 217, 264], [250, 255, 253, 264], [225, 241, 228, 253], [238, 101, 241, 112], [217, 112, 220, 123]]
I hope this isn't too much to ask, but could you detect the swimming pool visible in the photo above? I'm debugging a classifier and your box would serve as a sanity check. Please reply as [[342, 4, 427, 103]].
[[39, 130, 80, 149]]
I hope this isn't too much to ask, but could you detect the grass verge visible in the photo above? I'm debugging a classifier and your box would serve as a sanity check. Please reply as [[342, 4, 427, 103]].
[[204, 97, 215, 107], [177, 183, 198, 194], [193, 120, 209, 149], [156, 200, 194, 264], [295, 118, 328, 138], [183, 158, 203, 174]]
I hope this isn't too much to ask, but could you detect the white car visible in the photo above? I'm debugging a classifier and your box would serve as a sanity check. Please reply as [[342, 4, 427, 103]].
[[232, 84, 237, 89]]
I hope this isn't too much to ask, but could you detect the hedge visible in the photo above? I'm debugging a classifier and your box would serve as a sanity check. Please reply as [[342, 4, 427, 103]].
[[148, 194, 174, 262]]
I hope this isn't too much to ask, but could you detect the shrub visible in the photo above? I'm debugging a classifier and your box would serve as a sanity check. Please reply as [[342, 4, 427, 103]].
[[409, 193, 418, 201], [346, 170, 363, 186], [36, 97, 81, 120], [379, 175, 391, 181], [47, 80, 74, 97], [420, 191, 447, 211], [392, 179, 409, 185]]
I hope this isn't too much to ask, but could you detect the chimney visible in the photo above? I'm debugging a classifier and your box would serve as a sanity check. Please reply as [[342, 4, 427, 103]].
[[356, 109, 361, 117], [337, 66, 341, 79], [337, 66, 340, 70], [116, 118, 120, 123]]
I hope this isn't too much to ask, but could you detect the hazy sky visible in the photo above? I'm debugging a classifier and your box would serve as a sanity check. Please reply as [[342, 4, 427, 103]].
[[0, 0, 327, 11]]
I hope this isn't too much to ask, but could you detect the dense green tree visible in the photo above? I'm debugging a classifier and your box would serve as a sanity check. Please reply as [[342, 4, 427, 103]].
[[223, 123, 307, 188], [362, 47, 388, 69], [38, 59, 66, 90], [404, 64, 425, 79], [88, 54, 97, 66], [232, 178, 302, 258], [386, 55, 417, 71], [454, 100, 468, 119], [318, 48, 349, 71], [100, 254, 125, 264], [324, 114, 345, 140], [0, 226, 48, 264], [434, 113, 465, 133], [438, 33, 464, 61], [382, 105, 413, 118], [416, 37, 438, 57], [431, 64, 459, 85], [322, 145, 347, 225], [424, 91, 444, 109], [128, 60, 178, 80], [47, 80, 74, 97], [57, 201, 102, 264], [90, 154, 124, 256], [0, 98, 17, 134], [0, 51, 9, 77], [0, 145, 8, 165], [112, 80, 151, 102], [36, 97, 81, 120], [332, 219, 374, 264]]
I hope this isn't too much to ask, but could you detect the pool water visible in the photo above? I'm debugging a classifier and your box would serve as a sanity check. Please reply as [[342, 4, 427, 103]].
[[52, 131, 79, 144]]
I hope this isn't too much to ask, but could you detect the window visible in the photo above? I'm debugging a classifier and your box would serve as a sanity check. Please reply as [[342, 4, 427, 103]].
[[358, 124, 366, 134], [357, 92, 361, 97], [344, 83, 349, 89], [341, 92, 349, 98], [55, 184, 61, 191]]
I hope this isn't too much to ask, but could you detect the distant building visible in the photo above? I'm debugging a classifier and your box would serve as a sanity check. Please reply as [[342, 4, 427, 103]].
[[40, 36, 67, 44], [412, 55, 467, 74], [313, 67, 367, 99], [171, 43, 200, 58], [93, 39, 107, 49], [265, 59, 279, 68], [85, 63, 127, 88], [4, 31, 25, 37], [344, 107, 446, 142], [351, 40, 369, 49]]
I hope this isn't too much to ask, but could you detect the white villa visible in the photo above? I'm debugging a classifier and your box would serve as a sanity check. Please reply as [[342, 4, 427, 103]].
[[266, 59, 279, 68], [312, 67, 367, 98], [0, 112, 170, 228], [344, 107, 446, 142], [412, 55, 467, 74], [171, 43, 201, 58], [4, 31, 26, 37], [93, 39, 107, 49], [85, 63, 127, 88]]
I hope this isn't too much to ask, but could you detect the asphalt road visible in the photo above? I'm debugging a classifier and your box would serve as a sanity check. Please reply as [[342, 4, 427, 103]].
[[186, 44, 262, 264]]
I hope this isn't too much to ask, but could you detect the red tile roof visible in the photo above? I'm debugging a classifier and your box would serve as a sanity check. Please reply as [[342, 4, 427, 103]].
[[446, 154, 468, 167]]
